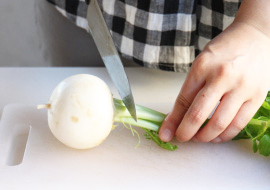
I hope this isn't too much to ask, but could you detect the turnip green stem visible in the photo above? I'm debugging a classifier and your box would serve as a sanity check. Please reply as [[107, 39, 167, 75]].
[[113, 98, 177, 151]]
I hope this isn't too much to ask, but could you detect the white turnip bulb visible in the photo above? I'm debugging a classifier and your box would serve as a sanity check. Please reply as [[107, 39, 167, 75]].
[[38, 74, 177, 151]]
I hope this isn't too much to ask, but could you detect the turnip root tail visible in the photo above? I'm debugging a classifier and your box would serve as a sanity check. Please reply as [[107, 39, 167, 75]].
[[37, 104, 51, 109]]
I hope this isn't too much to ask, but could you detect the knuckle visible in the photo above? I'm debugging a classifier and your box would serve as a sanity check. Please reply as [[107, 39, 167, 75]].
[[232, 118, 246, 131], [220, 120, 246, 141], [255, 88, 268, 100], [218, 133, 231, 142], [176, 132, 191, 142], [236, 77, 248, 90], [216, 63, 232, 79], [212, 118, 227, 131], [188, 107, 204, 125], [167, 113, 181, 127], [175, 94, 191, 111], [193, 53, 209, 71]]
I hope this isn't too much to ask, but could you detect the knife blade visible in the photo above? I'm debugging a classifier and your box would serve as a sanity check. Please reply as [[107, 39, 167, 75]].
[[86, 0, 137, 121]]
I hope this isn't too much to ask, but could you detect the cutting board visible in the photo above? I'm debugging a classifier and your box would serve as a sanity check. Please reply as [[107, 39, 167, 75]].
[[0, 103, 270, 190]]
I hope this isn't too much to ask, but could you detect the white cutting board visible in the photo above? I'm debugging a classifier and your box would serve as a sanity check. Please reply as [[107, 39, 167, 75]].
[[0, 103, 270, 190]]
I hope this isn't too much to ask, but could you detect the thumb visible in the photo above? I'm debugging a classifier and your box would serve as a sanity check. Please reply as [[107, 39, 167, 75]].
[[159, 94, 191, 142]]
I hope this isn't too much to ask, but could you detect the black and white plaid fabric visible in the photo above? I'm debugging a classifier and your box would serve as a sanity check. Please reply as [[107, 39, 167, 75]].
[[47, 0, 241, 72]]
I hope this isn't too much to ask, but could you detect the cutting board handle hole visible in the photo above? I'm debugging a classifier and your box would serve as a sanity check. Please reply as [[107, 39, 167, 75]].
[[6, 125, 31, 166]]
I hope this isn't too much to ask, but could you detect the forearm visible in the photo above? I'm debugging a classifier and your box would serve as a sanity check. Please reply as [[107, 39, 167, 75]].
[[234, 0, 270, 39]]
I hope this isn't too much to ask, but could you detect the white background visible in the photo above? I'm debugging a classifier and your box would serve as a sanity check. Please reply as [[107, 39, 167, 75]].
[[0, 0, 137, 67]]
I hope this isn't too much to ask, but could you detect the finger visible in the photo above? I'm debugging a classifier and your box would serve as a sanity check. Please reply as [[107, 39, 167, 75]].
[[195, 91, 243, 142], [158, 96, 190, 142], [212, 99, 261, 143], [159, 66, 206, 142], [175, 83, 224, 142]]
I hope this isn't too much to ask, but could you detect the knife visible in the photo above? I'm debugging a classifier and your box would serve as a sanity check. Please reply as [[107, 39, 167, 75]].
[[86, 0, 137, 121]]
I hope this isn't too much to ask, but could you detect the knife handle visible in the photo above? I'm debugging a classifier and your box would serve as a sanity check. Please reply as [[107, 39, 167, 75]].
[[85, 0, 90, 5]]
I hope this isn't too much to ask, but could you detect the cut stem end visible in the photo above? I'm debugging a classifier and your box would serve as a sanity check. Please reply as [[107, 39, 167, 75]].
[[37, 104, 51, 110]]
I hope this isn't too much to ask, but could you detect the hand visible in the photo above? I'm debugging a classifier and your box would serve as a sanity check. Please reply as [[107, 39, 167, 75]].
[[159, 21, 270, 143]]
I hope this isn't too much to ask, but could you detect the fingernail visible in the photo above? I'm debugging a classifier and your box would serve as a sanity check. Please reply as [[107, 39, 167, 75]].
[[160, 128, 172, 142], [212, 137, 222, 143], [192, 137, 199, 142]]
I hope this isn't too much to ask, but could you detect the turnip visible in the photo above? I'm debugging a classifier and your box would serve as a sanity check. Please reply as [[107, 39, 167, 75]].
[[38, 74, 177, 150], [37, 74, 270, 156]]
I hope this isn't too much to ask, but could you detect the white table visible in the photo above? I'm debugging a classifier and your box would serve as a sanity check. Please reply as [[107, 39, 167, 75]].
[[0, 67, 269, 190]]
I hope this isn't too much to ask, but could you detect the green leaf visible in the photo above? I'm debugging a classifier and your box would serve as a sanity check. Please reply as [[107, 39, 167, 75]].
[[244, 119, 268, 140], [254, 101, 270, 118], [245, 123, 262, 139], [233, 129, 249, 140], [252, 140, 258, 153], [257, 116, 270, 121], [143, 129, 178, 151], [262, 101, 270, 110], [232, 92, 270, 156], [258, 134, 270, 156]]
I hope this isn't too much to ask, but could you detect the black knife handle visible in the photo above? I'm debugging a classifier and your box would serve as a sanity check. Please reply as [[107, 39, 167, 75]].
[[85, 0, 90, 5]]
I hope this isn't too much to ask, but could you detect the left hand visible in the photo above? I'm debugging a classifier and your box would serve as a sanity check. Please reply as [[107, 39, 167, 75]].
[[159, 20, 270, 143]]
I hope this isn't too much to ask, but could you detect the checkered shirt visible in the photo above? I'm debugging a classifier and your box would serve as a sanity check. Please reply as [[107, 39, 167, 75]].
[[47, 0, 241, 72]]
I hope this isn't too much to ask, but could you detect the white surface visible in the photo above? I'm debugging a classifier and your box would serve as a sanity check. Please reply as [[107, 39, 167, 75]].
[[0, 67, 270, 190]]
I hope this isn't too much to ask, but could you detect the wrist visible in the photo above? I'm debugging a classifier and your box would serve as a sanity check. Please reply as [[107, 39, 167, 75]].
[[234, 0, 270, 39]]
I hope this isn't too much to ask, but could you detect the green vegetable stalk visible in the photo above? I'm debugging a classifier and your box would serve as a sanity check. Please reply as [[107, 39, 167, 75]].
[[114, 91, 270, 156], [113, 98, 177, 151], [233, 91, 270, 156]]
